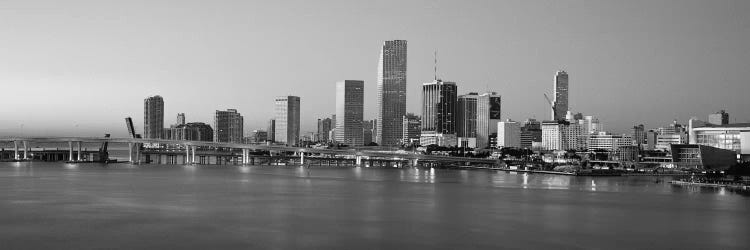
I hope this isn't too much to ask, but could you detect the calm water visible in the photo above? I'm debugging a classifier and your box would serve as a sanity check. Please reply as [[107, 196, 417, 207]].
[[1, 162, 748, 249]]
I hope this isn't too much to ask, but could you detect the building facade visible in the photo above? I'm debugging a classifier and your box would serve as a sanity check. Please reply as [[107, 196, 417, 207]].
[[274, 96, 301, 146], [420, 80, 457, 147], [376, 40, 407, 146], [176, 113, 185, 126], [317, 118, 332, 143], [497, 120, 521, 148], [335, 80, 364, 146], [552, 71, 568, 121], [144, 95, 164, 139], [165, 122, 213, 142], [521, 119, 542, 149], [267, 119, 276, 142], [456, 93, 478, 139], [477, 92, 502, 148], [402, 113, 421, 145], [213, 109, 243, 143], [708, 110, 729, 125]]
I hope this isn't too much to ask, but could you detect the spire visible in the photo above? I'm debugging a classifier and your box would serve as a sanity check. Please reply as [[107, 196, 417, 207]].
[[434, 50, 438, 81]]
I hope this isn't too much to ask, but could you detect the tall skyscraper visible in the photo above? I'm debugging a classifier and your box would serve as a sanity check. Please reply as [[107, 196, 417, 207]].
[[144, 95, 164, 139], [420, 80, 458, 146], [213, 109, 243, 143], [335, 80, 365, 146], [477, 92, 502, 148], [552, 70, 569, 121], [708, 110, 729, 125], [176, 113, 185, 126], [376, 40, 407, 146], [456, 93, 479, 139], [274, 96, 301, 146]]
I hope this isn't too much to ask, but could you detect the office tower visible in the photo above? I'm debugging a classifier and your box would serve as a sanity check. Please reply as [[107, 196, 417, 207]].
[[267, 119, 276, 142], [335, 80, 365, 146], [552, 70, 569, 121], [144, 95, 164, 139], [166, 122, 213, 142], [213, 109, 243, 143], [402, 113, 421, 145], [541, 120, 582, 151], [176, 113, 185, 126], [646, 130, 658, 150], [497, 120, 521, 148], [708, 110, 729, 125], [275, 96, 301, 146], [317, 118, 332, 143], [582, 115, 603, 135], [477, 92, 502, 148], [521, 119, 542, 149], [376, 40, 407, 146], [456, 93, 478, 139], [631, 124, 645, 146], [420, 80, 458, 147], [655, 121, 688, 151]]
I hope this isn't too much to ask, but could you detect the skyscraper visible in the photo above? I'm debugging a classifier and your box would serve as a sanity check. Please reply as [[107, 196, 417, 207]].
[[552, 70, 569, 121], [144, 95, 164, 139], [176, 113, 185, 126], [274, 96, 301, 146], [335, 80, 364, 146], [477, 92, 502, 148], [376, 40, 407, 146], [420, 80, 457, 146], [213, 109, 243, 143], [456, 93, 479, 139], [402, 113, 421, 145], [708, 110, 729, 125], [497, 120, 521, 148]]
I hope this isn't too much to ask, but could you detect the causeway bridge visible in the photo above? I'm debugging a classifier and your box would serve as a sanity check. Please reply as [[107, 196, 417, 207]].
[[0, 137, 499, 168]]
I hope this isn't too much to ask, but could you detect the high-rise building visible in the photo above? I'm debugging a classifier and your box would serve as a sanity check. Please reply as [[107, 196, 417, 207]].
[[420, 80, 457, 147], [521, 119, 542, 149], [708, 110, 729, 125], [274, 96, 301, 146], [376, 40, 407, 146], [176, 113, 185, 126], [402, 114, 421, 145], [317, 118, 332, 143], [267, 119, 276, 142], [541, 120, 583, 151], [477, 92, 502, 148], [655, 121, 688, 151], [335, 80, 364, 146], [249, 130, 268, 143], [213, 109, 243, 143], [552, 71, 569, 121], [165, 122, 213, 142], [497, 120, 521, 148], [456, 93, 478, 139], [144, 95, 164, 139]]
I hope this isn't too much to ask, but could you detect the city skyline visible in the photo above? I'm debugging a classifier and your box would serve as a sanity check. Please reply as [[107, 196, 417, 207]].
[[2, 1, 750, 137]]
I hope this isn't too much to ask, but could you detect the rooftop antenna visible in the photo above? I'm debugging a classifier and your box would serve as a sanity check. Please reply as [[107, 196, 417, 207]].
[[434, 50, 438, 81]]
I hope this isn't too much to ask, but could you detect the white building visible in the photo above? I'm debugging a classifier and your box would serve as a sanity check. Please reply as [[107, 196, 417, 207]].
[[497, 120, 521, 148], [542, 120, 584, 151]]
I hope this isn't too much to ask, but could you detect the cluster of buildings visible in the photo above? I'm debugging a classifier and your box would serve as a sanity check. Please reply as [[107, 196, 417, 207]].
[[139, 39, 748, 171]]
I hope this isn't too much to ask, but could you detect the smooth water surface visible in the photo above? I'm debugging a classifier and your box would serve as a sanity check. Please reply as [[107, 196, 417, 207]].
[[0, 162, 748, 249]]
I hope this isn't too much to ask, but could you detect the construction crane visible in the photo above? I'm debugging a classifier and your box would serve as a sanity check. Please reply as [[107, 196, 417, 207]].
[[544, 93, 553, 106]]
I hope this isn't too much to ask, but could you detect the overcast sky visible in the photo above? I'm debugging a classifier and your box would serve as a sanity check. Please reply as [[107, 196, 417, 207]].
[[1, 0, 749, 137]]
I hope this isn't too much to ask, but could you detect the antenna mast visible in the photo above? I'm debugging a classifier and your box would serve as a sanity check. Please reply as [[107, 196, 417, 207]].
[[434, 50, 438, 81]]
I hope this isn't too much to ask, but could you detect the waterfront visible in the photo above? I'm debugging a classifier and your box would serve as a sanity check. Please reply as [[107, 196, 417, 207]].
[[0, 162, 748, 249]]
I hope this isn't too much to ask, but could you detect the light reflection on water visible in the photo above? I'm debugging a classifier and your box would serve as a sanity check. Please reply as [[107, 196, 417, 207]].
[[0, 162, 748, 250]]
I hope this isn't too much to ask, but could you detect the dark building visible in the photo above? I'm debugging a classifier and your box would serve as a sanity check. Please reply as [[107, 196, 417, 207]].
[[520, 119, 542, 149], [166, 122, 213, 142], [267, 119, 276, 142], [670, 144, 737, 170], [214, 109, 243, 143], [317, 118, 332, 143], [144, 95, 164, 139]]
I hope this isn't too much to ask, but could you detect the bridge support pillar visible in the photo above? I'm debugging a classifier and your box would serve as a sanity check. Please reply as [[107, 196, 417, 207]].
[[355, 156, 362, 166], [128, 143, 132, 163], [77, 141, 82, 161], [300, 152, 305, 165], [14, 141, 19, 161], [191, 146, 196, 164], [185, 144, 190, 164], [411, 159, 419, 167], [23, 141, 29, 160]]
